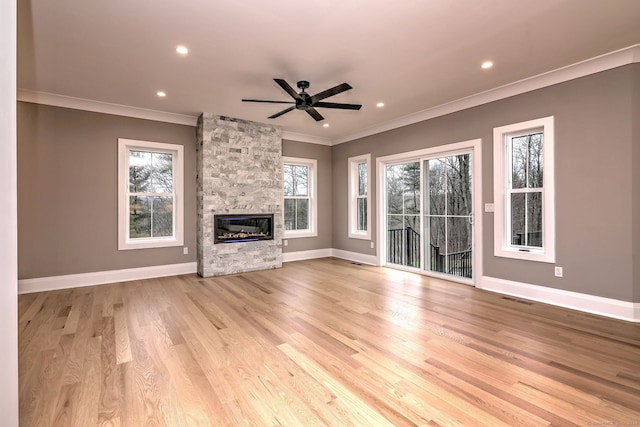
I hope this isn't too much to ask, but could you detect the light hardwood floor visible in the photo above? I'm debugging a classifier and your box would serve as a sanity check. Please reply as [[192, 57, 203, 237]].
[[18, 258, 640, 426]]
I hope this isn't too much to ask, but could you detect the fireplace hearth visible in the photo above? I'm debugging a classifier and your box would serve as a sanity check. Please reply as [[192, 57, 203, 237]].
[[214, 214, 274, 244]]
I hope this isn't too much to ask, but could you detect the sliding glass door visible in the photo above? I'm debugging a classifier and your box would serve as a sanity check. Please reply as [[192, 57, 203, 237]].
[[382, 149, 475, 283], [423, 154, 473, 280]]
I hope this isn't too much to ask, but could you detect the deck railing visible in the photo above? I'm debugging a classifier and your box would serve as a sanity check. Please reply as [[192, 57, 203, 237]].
[[388, 227, 472, 278], [387, 227, 420, 268]]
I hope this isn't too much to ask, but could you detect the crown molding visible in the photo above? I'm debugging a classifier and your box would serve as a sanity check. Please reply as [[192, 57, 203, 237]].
[[281, 131, 333, 146], [333, 44, 640, 145], [17, 89, 198, 126]]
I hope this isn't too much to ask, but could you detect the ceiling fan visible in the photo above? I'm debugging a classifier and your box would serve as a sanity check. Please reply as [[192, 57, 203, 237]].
[[242, 79, 362, 121]]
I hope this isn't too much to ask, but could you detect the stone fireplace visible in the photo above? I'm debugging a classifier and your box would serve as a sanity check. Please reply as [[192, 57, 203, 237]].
[[196, 114, 283, 277]]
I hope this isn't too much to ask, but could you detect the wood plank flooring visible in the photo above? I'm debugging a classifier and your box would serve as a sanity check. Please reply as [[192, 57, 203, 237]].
[[18, 258, 640, 426]]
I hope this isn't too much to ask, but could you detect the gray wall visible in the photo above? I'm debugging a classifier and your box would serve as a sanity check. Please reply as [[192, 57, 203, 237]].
[[332, 64, 639, 302], [282, 139, 333, 252], [17, 102, 197, 278]]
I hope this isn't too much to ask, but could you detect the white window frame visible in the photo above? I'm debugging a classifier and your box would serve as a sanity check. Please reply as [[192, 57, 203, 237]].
[[348, 154, 371, 240], [118, 138, 184, 250], [493, 116, 555, 263], [283, 156, 317, 239]]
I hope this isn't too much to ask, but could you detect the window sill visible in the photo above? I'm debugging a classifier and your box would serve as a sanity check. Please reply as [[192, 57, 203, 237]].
[[283, 230, 317, 239], [348, 231, 371, 240], [494, 247, 555, 263], [119, 237, 183, 251]]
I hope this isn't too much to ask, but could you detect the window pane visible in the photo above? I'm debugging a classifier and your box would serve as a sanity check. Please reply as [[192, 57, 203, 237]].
[[129, 151, 151, 193], [528, 133, 544, 188], [511, 136, 527, 189], [284, 198, 309, 231], [357, 197, 367, 231], [510, 193, 526, 245], [527, 192, 543, 247], [447, 155, 472, 216], [426, 159, 445, 216], [387, 215, 404, 264], [358, 162, 367, 196], [152, 197, 173, 237], [129, 151, 173, 194], [386, 165, 404, 215], [130, 196, 151, 238], [403, 162, 420, 214], [150, 152, 173, 193], [284, 164, 308, 196], [284, 198, 295, 230], [295, 199, 309, 230]]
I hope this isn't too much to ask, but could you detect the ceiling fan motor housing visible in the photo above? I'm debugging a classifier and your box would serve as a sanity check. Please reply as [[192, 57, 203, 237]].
[[296, 93, 312, 110]]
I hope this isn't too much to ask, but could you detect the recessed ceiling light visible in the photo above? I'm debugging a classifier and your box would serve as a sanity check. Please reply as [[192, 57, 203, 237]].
[[176, 45, 189, 55], [156, 91, 166, 97], [376, 102, 385, 108], [323, 123, 330, 128], [481, 61, 494, 69]]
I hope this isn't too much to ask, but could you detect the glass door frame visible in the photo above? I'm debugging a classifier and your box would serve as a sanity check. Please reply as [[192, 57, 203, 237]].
[[376, 139, 483, 286]]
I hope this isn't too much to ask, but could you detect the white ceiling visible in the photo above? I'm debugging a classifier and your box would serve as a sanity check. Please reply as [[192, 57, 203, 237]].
[[17, 0, 640, 143]]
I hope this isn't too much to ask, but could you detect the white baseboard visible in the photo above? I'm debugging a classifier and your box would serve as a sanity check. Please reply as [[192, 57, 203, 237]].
[[282, 248, 332, 263], [282, 248, 378, 266], [479, 276, 639, 323], [329, 249, 379, 266], [18, 262, 197, 294]]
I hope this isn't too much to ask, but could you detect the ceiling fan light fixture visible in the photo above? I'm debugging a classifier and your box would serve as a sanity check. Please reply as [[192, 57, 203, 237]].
[[243, 78, 362, 122]]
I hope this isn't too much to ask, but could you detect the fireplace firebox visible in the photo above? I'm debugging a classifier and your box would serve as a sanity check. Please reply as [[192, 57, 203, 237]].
[[214, 214, 274, 244]]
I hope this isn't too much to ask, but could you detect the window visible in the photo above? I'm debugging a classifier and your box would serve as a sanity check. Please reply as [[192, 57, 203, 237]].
[[348, 154, 371, 239], [283, 157, 317, 238], [118, 138, 184, 250], [493, 116, 555, 262]]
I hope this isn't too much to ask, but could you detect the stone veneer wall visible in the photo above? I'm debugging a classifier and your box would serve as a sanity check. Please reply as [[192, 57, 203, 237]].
[[196, 114, 283, 277]]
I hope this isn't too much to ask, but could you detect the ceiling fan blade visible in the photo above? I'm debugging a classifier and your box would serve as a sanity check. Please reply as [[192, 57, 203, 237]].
[[274, 79, 299, 100], [242, 99, 295, 104], [305, 108, 324, 122], [310, 83, 352, 103], [314, 102, 362, 110], [268, 106, 296, 119]]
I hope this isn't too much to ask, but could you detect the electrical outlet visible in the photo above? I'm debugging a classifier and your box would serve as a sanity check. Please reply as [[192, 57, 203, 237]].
[[554, 266, 563, 277], [370, 241, 375, 249], [183, 247, 188, 255], [284, 240, 288, 247], [484, 203, 494, 212]]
